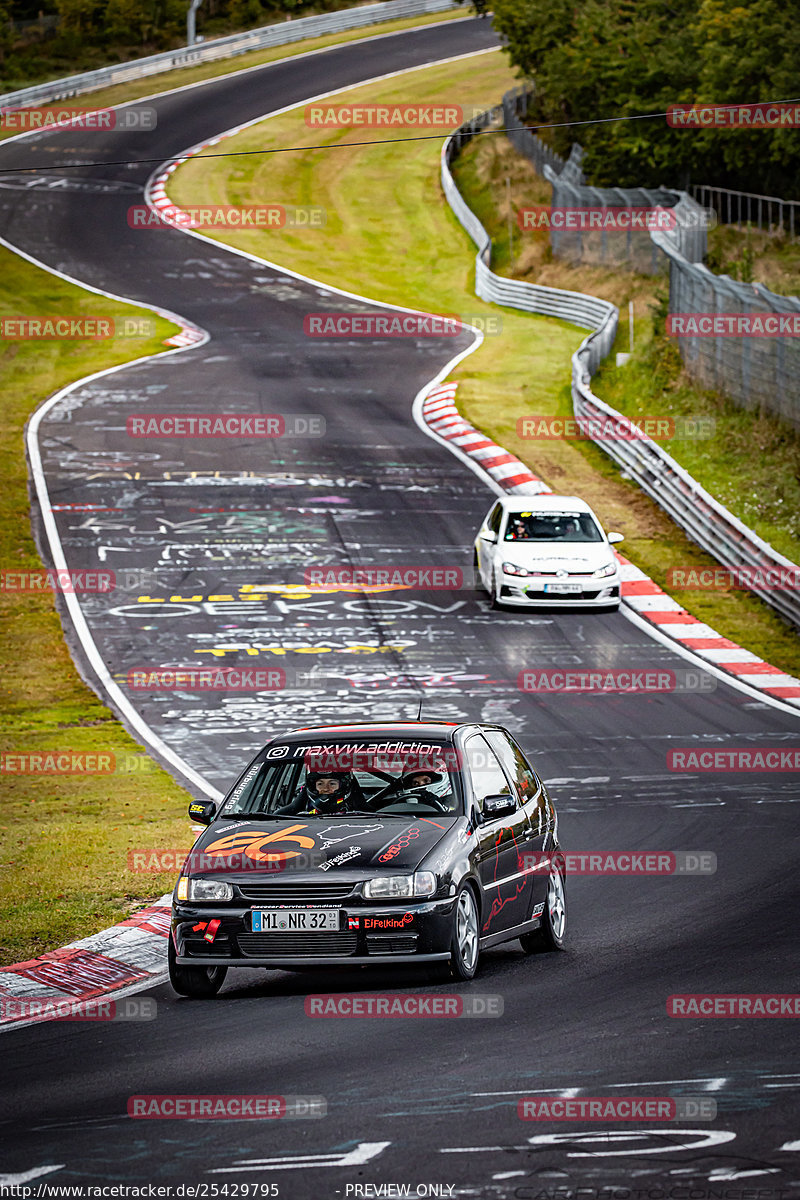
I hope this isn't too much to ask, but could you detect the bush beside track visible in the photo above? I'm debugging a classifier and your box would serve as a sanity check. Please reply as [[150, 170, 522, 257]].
[[168, 52, 800, 678]]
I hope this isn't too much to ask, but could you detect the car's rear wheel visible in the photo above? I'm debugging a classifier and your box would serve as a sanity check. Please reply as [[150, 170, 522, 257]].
[[168, 937, 228, 997], [520, 864, 566, 953]]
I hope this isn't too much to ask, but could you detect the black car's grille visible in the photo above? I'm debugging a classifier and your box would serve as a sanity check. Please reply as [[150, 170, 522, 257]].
[[184, 940, 230, 957], [366, 934, 419, 954], [236, 881, 357, 903], [237, 932, 358, 957]]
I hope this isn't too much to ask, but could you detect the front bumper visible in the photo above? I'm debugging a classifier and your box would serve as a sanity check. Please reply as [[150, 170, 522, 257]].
[[499, 579, 620, 607], [172, 895, 457, 968]]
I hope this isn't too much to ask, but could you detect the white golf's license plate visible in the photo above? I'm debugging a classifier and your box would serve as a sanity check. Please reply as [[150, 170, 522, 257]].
[[252, 908, 340, 932], [543, 583, 583, 594]]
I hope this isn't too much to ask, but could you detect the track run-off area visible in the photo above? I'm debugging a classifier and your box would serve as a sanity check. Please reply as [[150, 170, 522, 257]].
[[0, 16, 799, 1197]]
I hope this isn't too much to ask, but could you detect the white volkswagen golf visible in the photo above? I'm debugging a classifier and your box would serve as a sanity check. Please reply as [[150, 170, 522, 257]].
[[473, 495, 624, 610]]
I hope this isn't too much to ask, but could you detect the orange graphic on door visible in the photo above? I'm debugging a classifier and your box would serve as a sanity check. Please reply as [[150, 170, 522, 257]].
[[203, 824, 315, 864]]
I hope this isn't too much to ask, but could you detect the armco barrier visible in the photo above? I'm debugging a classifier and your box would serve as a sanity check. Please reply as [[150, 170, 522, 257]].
[[0, 0, 458, 109], [442, 108, 617, 336], [442, 106, 800, 630]]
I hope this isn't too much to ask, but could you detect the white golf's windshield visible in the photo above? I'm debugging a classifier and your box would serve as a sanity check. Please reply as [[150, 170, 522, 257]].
[[221, 742, 462, 818], [504, 512, 603, 543]]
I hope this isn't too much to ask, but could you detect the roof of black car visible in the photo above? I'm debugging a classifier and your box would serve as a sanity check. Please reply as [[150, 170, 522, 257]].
[[274, 721, 463, 741]]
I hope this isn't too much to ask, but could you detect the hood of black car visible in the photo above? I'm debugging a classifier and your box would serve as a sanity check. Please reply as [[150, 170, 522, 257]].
[[186, 815, 458, 877]]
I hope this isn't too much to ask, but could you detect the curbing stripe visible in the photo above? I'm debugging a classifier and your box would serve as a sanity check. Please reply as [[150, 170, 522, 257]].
[[420, 381, 800, 712], [0, 896, 172, 1032]]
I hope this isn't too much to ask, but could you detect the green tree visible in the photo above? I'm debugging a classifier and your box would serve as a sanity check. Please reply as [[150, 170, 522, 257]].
[[490, 0, 800, 193], [0, 0, 11, 60], [689, 0, 800, 194], [54, 0, 103, 33]]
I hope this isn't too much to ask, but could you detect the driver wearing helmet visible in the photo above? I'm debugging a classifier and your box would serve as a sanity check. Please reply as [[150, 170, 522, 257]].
[[378, 766, 456, 812], [278, 769, 359, 815], [401, 768, 443, 791]]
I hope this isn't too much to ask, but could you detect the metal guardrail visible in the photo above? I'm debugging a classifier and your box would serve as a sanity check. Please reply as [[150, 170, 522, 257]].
[[692, 183, 800, 240], [652, 224, 800, 432], [503, 86, 708, 272], [0, 0, 459, 108], [442, 109, 617, 334], [571, 383, 800, 629], [442, 105, 800, 630]]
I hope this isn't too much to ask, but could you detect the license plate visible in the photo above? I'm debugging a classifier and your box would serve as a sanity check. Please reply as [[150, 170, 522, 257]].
[[543, 583, 583, 594], [251, 908, 340, 932]]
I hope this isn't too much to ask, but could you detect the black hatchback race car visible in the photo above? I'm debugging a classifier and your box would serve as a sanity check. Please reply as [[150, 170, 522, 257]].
[[169, 721, 566, 996]]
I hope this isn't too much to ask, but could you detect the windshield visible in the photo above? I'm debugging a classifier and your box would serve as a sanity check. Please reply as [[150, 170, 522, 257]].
[[221, 741, 462, 818], [503, 511, 603, 543]]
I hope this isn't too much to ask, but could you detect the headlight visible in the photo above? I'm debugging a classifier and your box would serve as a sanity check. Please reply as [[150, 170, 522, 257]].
[[593, 562, 617, 578], [176, 876, 233, 902], [363, 872, 437, 899], [502, 561, 530, 577]]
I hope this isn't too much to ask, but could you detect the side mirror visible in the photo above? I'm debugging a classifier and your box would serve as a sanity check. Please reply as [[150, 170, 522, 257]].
[[482, 530, 498, 543], [188, 800, 217, 826], [481, 793, 517, 821], [607, 531, 624, 544]]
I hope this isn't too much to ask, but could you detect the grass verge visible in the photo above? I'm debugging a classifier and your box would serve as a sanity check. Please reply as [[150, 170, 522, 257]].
[[0, 248, 199, 966], [0, 4, 474, 967], [169, 54, 800, 677]]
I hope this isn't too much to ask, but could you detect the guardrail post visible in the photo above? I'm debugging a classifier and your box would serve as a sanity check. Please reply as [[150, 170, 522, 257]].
[[187, 0, 204, 47]]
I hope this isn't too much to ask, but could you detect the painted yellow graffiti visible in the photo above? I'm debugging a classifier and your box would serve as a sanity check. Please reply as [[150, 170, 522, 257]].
[[135, 582, 411, 604]]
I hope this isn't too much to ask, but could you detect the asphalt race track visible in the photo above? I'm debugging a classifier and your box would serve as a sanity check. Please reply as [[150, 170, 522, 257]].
[[1, 17, 799, 1197]]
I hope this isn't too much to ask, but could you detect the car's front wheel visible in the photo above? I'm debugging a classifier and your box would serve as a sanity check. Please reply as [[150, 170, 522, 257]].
[[472, 551, 487, 594], [489, 569, 504, 610], [520, 864, 567, 954], [168, 937, 228, 998], [447, 885, 481, 980]]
